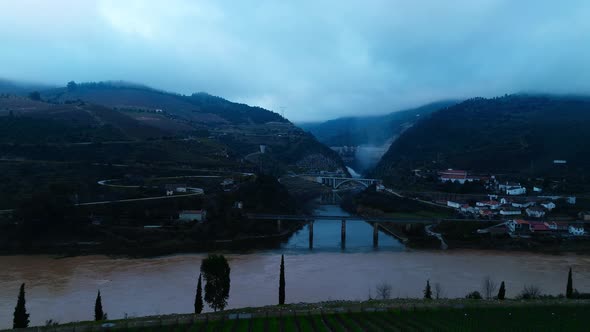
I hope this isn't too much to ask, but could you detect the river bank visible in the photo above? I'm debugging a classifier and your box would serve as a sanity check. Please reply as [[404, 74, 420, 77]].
[[0, 226, 303, 258]]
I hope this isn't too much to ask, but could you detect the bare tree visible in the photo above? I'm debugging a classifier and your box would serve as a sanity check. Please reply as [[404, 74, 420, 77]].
[[434, 282, 445, 299], [482, 276, 498, 300], [518, 285, 542, 300], [375, 282, 392, 300]]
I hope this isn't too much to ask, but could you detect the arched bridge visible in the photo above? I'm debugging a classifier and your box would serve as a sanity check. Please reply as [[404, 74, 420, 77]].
[[316, 176, 380, 189]]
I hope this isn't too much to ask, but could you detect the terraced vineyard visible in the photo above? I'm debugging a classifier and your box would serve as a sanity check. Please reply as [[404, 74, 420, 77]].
[[123, 304, 588, 331]]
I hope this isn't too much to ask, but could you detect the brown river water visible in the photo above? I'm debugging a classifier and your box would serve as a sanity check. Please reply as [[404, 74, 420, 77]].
[[1, 206, 590, 328]]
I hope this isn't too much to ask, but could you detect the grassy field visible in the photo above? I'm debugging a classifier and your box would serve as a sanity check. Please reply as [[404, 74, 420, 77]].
[[115, 304, 587, 331]]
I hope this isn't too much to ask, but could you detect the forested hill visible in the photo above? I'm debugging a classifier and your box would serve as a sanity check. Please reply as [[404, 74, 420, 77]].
[[40, 81, 286, 125], [300, 101, 457, 147], [373, 95, 590, 181]]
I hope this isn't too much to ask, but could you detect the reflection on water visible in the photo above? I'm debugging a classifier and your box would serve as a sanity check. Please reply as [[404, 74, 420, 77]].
[[1, 205, 590, 328], [281, 205, 404, 253]]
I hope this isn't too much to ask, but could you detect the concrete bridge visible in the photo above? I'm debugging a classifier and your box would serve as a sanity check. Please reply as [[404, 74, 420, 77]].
[[315, 176, 380, 189], [246, 214, 438, 249]]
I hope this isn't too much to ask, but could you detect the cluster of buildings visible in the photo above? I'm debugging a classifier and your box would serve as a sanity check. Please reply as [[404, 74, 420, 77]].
[[446, 196, 564, 219], [506, 219, 586, 237], [438, 169, 531, 196]]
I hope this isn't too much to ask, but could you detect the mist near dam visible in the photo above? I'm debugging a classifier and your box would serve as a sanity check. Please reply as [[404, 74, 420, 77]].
[[337, 138, 395, 176]]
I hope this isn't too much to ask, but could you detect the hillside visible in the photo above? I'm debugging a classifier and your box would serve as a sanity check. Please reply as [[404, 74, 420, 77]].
[[0, 81, 346, 175], [300, 101, 457, 147], [374, 95, 590, 185], [40, 81, 286, 125]]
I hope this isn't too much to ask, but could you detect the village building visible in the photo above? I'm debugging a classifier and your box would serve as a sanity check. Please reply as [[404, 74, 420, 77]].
[[541, 201, 556, 211], [525, 207, 546, 218], [547, 222, 569, 232], [479, 208, 495, 218], [507, 219, 530, 233], [460, 204, 479, 214], [438, 169, 482, 184], [529, 221, 552, 233], [498, 182, 521, 191], [500, 207, 522, 216], [506, 186, 527, 195], [512, 200, 536, 208], [447, 200, 462, 209], [568, 225, 586, 236], [476, 200, 501, 210]]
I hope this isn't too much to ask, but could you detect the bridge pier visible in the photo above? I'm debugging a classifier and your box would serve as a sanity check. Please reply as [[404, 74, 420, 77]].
[[341, 219, 346, 249], [373, 223, 379, 248], [308, 221, 314, 249], [277, 219, 282, 233]]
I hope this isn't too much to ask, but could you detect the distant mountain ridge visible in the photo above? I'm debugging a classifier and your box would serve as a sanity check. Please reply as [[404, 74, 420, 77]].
[[373, 94, 590, 184], [300, 101, 458, 147]]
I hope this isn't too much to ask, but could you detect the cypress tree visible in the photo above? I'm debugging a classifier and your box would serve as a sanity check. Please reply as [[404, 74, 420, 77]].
[[95, 290, 104, 321], [424, 280, 432, 299], [279, 255, 285, 305], [566, 267, 573, 299], [13, 283, 30, 329], [497, 281, 506, 300], [195, 274, 203, 314]]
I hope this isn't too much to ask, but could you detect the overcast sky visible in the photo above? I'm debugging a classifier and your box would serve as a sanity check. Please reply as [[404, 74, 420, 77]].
[[1, 1, 590, 122]]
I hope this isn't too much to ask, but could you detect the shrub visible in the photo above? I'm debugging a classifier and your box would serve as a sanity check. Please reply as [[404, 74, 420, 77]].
[[465, 291, 483, 299]]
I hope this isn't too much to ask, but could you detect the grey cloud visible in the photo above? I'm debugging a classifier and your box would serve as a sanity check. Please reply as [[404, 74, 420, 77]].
[[1, 0, 589, 121]]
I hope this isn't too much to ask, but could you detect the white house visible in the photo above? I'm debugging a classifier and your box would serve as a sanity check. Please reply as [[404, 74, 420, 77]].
[[439, 169, 468, 184], [476, 200, 501, 210], [500, 207, 521, 216], [541, 202, 556, 211], [178, 210, 207, 223], [506, 186, 526, 195], [526, 207, 546, 218], [460, 204, 478, 214], [447, 200, 461, 209], [568, 225, 585, 236], [499, 182, 521, 191], [512, 201, 535, 208]]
